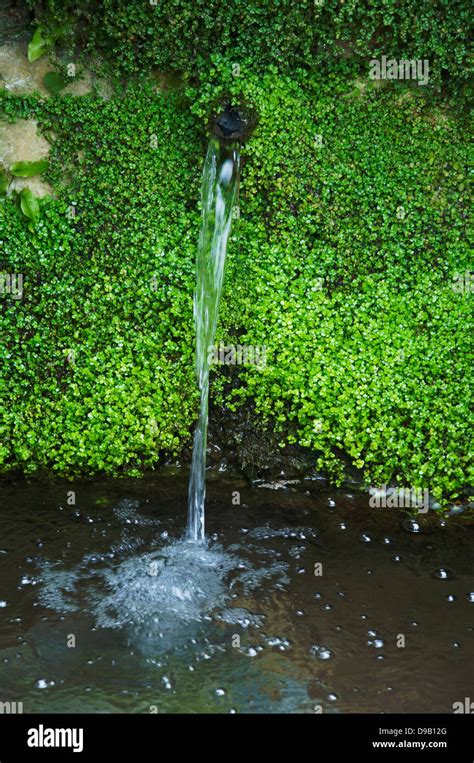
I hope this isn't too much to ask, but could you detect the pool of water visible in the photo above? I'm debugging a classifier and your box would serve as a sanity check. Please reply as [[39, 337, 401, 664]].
[[0, 472, 472, 714]]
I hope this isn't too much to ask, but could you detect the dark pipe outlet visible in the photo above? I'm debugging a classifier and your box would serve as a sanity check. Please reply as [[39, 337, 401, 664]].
[[213, 106, 250, 142]]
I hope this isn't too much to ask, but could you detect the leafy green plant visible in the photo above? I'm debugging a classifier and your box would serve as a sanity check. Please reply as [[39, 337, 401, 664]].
[[28, 25, 57, 62], [10, 159, 49, 177], [19, 187, 41, 230], [43, 71, 69, 94], [0, 165, 9, 196], [0, 31, 471, 500]]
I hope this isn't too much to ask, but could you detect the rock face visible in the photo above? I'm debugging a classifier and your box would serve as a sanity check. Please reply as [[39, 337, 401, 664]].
[[0, 42, 51, 95], [0, 0, 31, 45], [0, 40, 113, 98], [0, 118, 53, 198]]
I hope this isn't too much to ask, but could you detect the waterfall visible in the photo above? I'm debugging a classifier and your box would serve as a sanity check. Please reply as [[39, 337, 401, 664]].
[[186, 138, 240, 541]]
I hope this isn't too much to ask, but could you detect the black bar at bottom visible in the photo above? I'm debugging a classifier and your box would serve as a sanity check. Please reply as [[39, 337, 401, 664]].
[[0, 713, 472, 760]]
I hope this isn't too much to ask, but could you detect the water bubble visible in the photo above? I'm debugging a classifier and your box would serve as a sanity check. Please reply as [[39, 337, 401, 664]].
[[310, 645, 333, 660], [392, 555, 402, 562], [376, 655, 385, 661], [410, 621, 419, 627], [36, 679, 55, 689], [295, 610, 305, 617], [367, 639, 384, 648], [466, 593, 474, 603], [433, 568, 452, 580], [215, 688, 226, 696], [381, 537, 392, 545], [229, 708, 237, 714], [339, 522, 348, 530], [337, 591, 345, 598], [401, 518, 421, 533], [0, 601, 7, 608], [445, 594, 456, 602], [160, 531, 169, 539], [359, 532, 372, 543], [322, 603, 333, 611], [162, 676, 172, 689], [360, 613, 368, 620], [328, 499, 336, 508], [314, 592, 322, 599], [327, 693, 338, 702], [452, 642, 461, 648]]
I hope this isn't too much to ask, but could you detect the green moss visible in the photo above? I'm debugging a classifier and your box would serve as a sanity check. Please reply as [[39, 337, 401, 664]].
[[28, 0, 472, 97], [0, 42, 471, 499]]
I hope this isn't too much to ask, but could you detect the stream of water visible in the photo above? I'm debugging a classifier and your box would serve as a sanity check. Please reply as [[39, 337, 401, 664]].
[[187, 138, 240, 541]]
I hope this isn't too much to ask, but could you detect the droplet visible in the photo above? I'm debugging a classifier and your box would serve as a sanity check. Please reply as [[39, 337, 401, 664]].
[[160, 531, 169, 539], [359, 532, 372, 543], [466, 592, 474, 603], [215, 688, 226, 696], [339, 522, 348, 530], [433, 568, 452, 580], [392, 555, 402, 562], [328, 499, 336, 508], [327, 693, 338, 702], [453, 642, 461, 648], [401, 518, 421, 533], [381, 537, 392, 545], [445, 594, 456, 602], [0, 601, 7, 608], [314, 592, 322, 599], [322, 603, 333, 611]]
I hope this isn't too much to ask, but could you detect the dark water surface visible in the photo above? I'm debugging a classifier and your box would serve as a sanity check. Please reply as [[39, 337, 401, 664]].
[[0, 472, 472, 714]]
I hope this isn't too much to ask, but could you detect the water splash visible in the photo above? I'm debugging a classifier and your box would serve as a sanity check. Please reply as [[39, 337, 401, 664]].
[[187, 138, 240, 541]]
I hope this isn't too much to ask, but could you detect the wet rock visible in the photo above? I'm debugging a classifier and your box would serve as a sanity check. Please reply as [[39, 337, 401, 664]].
[[0, 119, 53, 197]]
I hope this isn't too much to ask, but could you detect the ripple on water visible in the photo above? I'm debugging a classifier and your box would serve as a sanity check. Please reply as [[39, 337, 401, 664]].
[[37, 517, 291, 657]]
